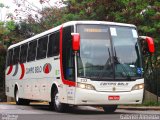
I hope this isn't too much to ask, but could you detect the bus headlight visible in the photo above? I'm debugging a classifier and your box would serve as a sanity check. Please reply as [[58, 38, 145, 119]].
[[131, 83, 144, 91], [77, 83, 95, 90]]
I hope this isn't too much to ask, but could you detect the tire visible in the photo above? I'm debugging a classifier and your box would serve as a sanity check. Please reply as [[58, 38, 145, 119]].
[[49, 102, 55, 110], [51, 89, 68, 112], [102, 105, 117, 113], [15, 88, 30, 105]]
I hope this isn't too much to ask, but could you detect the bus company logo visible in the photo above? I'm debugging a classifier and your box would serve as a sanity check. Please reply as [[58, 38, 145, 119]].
[[43, 63, 52, 74], [7, 65, 13, 75], [112, 87, 116, 91], [6, 64, 25, 80]]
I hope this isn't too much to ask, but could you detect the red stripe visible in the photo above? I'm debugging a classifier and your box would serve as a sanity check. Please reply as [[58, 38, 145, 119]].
[[7, 65, 13, 75], [60, 26, 76, 87], [19, 63, 25, 80]]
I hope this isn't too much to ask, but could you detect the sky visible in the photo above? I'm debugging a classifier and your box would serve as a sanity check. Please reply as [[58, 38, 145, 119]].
[[0, 0, 63, 21], [0, 0, 15, 21]]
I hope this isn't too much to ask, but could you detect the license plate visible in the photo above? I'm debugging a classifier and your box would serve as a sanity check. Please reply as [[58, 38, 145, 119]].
[[108, 96, 120, 100]]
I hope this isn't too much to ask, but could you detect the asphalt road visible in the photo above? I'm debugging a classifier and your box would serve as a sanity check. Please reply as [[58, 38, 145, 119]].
[[0, 103, 160, 120]]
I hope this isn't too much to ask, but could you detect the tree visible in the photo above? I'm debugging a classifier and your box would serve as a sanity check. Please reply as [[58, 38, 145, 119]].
[[0, 21, 16, 47], [8, 0, 66, 37]]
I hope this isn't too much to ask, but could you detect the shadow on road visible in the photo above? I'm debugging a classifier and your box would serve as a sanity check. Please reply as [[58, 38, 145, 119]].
[[28, 104, 124, 115], [0, 102, 127, 115]]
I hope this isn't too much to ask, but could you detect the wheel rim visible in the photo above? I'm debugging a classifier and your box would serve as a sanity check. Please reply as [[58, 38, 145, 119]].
[[54, 92, 61, 108]]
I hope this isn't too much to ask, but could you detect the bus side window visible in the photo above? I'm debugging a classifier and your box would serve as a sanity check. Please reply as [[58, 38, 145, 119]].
[[27, 40, 37, 62], [6, 49, 13, 66], [13, 46, 20, 65], [62, 26, 74, 81], [37, 36, 48, 60], [20, 43, 28, 63], [47, 31, 60, 57]]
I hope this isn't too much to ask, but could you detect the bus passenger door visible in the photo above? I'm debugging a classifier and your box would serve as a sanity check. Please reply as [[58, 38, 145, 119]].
[[64, 44, 76, 104], [62, 26, 76, 104]]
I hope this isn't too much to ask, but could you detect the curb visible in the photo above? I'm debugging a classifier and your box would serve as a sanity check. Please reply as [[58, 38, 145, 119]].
[[118, 106, 160, 111]]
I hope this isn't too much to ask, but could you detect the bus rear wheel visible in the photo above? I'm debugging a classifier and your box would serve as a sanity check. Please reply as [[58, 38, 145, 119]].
[[51, 89, 68, 112], [102, 105, 117, 113], [15, 88, 30, 105]]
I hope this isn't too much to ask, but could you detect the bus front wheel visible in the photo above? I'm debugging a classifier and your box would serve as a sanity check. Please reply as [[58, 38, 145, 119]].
[[52, 89, 68, 112], [102, 105, 118, 113]]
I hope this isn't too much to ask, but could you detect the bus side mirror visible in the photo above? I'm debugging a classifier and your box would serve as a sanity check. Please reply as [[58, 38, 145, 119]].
[[139, 36, 155, 54], [71, 33, 80, 51]]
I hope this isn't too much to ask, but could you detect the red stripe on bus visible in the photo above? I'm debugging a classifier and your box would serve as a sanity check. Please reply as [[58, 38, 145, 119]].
[[19, 63, 25, 80], [60, 26, 76, 87], [7, 65, 13, 75]]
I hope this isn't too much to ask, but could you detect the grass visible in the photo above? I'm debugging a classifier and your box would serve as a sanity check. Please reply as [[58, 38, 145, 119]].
[[142, 101, 160, 106]]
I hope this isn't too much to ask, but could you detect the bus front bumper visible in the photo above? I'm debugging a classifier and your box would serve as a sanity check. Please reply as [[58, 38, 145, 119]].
[[74, 88, 144, 105]]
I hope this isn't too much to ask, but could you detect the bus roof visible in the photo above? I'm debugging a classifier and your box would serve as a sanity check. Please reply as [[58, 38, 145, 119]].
[[8, 21, 136, 50]]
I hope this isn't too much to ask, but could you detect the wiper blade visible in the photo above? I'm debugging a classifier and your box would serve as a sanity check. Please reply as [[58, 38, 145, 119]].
[[97, 48, 113, 80], [118, 63, 131, 80], [114, 47, 131, 81]]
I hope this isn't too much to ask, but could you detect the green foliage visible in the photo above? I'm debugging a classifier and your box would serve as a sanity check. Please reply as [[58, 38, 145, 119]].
[[0, 3, 9, 8], [5, 21, 16, 32], [0, 54, 5, 86], [0, 3, 4, 8], [2, 0, 159, 47], [0, 21, 16, 47], [143, 101, 160, 106], [0, 40, 6, 101]]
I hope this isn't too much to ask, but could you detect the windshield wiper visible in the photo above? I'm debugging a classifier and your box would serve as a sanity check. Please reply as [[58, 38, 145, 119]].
[[97, 48, 113, 81], [113, 47, 131, 81]]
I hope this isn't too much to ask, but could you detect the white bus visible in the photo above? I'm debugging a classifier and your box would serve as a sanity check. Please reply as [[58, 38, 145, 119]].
[[5, 21, 154, 113]]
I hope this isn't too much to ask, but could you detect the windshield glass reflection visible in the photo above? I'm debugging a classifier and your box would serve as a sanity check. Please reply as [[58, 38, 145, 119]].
[[77, 24, 142, 81]]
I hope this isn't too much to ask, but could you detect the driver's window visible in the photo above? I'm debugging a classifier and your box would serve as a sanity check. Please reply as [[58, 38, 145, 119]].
[[62, 26, 74, 81]]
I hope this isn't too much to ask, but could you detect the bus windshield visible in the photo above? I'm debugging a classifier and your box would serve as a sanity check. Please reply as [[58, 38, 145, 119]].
[[77, 24, 142, 81]]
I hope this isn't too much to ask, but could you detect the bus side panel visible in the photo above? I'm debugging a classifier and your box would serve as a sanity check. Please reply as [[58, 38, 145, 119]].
[[5, 56, 68, 102], [20, 57, 62, 101], [5, 65, 21, 98]]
